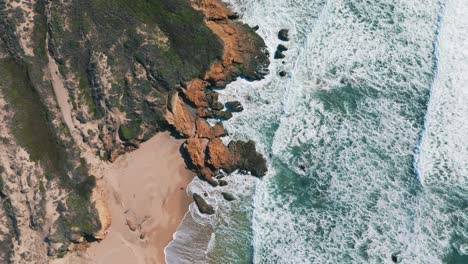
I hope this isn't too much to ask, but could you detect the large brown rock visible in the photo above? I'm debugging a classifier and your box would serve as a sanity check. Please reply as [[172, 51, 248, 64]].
[[191, 0, 270, 87], [184, 138, 208, 170], [183, 79, 210, 108], [165, 93, 197, 137], [206, 138, 230, 170], [196, 119, 227, 139], [173, 0, 270, 186]]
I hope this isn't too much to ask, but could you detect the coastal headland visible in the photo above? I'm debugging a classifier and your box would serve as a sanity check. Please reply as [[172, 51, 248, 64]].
[[0, 0, 270, 262]]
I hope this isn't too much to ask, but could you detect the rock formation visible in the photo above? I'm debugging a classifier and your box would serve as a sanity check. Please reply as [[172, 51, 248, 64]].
[[193, 194, 215, 215], [221, 192, 236, 201], [0, 0, 270, 259], [225, 101, 244, 112], [278, 29, 290, 41], [173, 0, 270, 185]]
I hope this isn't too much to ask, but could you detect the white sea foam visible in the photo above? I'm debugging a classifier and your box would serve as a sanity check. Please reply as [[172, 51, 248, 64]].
[[167, 0, 467, 263], [410, 0, 468, 260]]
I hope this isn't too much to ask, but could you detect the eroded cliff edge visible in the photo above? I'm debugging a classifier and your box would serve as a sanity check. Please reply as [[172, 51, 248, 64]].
[[0, 0, 269, 262]]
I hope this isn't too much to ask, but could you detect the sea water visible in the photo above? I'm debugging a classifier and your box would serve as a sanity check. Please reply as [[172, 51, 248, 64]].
[[165, 0, 468, 263]]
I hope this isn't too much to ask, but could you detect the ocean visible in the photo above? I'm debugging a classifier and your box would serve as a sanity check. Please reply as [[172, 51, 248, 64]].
[[166, 0, 468, 263]]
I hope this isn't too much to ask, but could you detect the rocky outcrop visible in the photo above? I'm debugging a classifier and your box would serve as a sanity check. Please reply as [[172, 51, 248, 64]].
[[0, 0, 270, 259], [190, 0, 270, 86], [226, 140, 268, 176], [278, 29, 290, 41], [221, 192, 235, 201], [274, 44, 288, 59], [225, 101, 244, 112], [193, 193, 215, 215], [171, 0, 270, 186], [165, 92, 197, 138], [206, 138, 230, 170]]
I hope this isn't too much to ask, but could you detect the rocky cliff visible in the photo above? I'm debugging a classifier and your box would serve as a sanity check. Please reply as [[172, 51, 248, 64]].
[[0, 0, 269, 262]]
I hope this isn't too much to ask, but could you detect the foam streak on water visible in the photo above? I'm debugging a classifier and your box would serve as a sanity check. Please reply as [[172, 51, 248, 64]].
[[166, 0, 467, 263], [411, 0, 468, 261]]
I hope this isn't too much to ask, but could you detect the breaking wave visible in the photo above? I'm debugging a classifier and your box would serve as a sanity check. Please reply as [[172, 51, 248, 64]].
[[166, 0, 468, 263]]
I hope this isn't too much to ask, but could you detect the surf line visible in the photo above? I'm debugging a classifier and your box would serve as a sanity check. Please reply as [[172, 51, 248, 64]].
[[412, 0, 447, 185]]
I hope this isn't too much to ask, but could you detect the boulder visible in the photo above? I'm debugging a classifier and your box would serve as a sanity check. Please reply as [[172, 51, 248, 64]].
[[279, 71, 287, 77], [274, 44, 288, 60], [278, 29, 289, 41], [196, 119, 227, 139], [211, 101, 224, 111], [183, 138, 207, 170], [193, 193, 215, 215], [227, 12, 240, 20], [207, 178, 219, 187], [225, 101, 244, 112], [221, 192, 236, 201], [274, 50, 285, 59], [213, 110, 233, 120], [277, 44, 288, 52], [183, 79, 210, 108], [206, 138, 230, 170], [218, 180, 228, 186], [197, 108, 215, 118], [206, 90, 219, 106], [165, 93, 196, 137], [212, 122, 228, 137]]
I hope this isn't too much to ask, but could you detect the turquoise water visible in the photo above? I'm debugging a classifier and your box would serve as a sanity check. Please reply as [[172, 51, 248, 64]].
[[166, 0, 468, 263]]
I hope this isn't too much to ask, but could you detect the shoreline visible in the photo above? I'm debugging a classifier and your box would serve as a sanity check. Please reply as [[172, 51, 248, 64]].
[[58, 0, 269, 262], [53, 132, 194, 264]]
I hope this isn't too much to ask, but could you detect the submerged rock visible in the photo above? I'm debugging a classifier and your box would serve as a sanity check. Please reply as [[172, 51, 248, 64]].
[[278, 29, 290, 41], [225, 101, 244, 112], [221, 192, 236, 201], [193, 193, 215, 215]]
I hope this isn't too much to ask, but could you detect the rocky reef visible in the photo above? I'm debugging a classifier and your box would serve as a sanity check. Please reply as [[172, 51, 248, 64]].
[[0, 0, 269, 261]]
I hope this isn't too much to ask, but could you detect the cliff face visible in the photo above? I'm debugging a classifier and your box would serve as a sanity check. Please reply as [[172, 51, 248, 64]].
[[174, 0, 270, 183], [47, 0, 225, 160], [0, 0, 269, 262]]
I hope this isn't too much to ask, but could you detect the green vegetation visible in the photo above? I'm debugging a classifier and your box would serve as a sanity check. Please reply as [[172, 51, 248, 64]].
[[31, 0, 48, 59], [0, 59, 64, 174], [119, 120, 142, 141], [48, 0, 223, 139], [0, 0, 226, 255]]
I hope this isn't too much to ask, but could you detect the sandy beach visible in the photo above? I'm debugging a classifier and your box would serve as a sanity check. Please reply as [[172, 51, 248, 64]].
[[53, 132, 194, 264]]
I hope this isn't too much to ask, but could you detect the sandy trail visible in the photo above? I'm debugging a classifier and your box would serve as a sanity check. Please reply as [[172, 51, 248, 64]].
[[53, 132, 194, 264], [47, 51, 75, 133]]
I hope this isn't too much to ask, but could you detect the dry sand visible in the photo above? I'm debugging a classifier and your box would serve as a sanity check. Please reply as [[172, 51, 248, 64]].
[[53, 132, 194, 264]]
